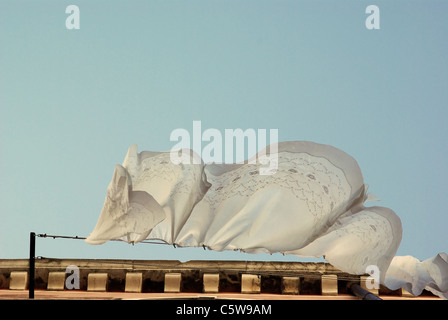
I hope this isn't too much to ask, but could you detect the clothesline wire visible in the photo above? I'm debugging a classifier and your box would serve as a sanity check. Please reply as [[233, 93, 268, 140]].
[[36, 233, 170, 245]]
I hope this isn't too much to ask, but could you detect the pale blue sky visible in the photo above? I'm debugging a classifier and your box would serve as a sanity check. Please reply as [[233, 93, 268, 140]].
[[1, 1, 447, 263]]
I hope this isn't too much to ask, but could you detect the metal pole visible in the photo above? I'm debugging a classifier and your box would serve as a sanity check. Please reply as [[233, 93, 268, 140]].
[[29, 232, 35, 299], [349, 283, 382, 300]]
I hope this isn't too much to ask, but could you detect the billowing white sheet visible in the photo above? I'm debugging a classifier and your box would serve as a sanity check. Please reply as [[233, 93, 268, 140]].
[[86, 141, 447, 299], [385, 253, 448, 299]]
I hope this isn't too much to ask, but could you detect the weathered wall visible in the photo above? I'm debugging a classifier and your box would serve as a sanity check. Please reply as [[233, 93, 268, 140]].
[[0, 258, 355, 294]]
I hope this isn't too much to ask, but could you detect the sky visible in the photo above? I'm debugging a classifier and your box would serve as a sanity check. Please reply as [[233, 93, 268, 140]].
[[0, 0, 447, 264]]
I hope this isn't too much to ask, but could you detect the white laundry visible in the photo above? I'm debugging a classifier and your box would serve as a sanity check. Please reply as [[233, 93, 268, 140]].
[[86, 141, 447, 299]]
